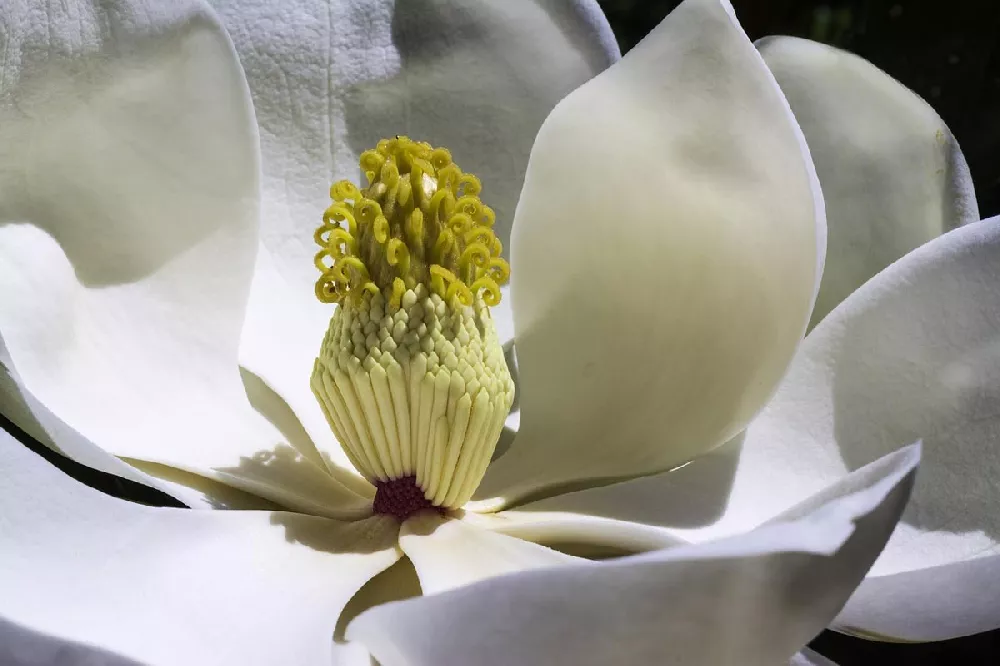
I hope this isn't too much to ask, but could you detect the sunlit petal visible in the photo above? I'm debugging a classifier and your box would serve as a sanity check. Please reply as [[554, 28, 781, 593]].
[[521, 218, 1000, 640], [0, 0, 369, 515], [465, 508, 684, 557], [399, 513, 581, 595], [349, 446, 918, 666], [0, 429, 400, 666], [477, 0, 824, 506]]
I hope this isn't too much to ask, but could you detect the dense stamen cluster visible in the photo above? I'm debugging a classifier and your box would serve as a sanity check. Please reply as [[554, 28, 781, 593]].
[[312, 286, 513, 510], [311, 138, 515, 517], [314, 135, 509, 309]]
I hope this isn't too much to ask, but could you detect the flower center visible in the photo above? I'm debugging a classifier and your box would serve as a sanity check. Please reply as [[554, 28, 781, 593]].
[[311, 136, 515, 517], [372, 476, 444, 522]]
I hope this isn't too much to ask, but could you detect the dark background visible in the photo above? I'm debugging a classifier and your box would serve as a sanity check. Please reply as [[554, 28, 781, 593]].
[[6, 1, 998, 664], [594, 0, 1000, 663]]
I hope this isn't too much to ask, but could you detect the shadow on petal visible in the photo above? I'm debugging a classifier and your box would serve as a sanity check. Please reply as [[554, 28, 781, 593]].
[[490, 340, 520, 462], [123, 458, 280, 510], [240, 367, 374, 498], [241, 368, 330, 470], [507, 433, 743, 530], [0, 34, 247, 289], [831, 300, 1000, 540], [0, 616, 146, 666], [335, 558, 421, 643], [341, 0, 611, 252], [213, 442, 375, 519], [268, 512, 400, 556]]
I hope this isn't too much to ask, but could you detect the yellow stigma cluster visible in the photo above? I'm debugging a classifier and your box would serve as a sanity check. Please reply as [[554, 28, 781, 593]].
[[311, 138, 515, 511], [314, 135, 509, 309]]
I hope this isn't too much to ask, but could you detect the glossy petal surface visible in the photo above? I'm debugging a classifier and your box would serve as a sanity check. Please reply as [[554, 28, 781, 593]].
[[466, 509, 684, 557], [399, 512, 582, 595], [522, 219, 1000, 640], [0, 0, 369, 515], [759, 36, 978, 328], [349, 446, 918, 666], [0, 429, 400, 666], [477, 0, 824, 505]]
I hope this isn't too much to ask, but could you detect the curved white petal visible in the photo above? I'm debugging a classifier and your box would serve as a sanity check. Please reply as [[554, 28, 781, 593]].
[[0, 0, 371, 515], [507, 434, 746, 533], [475, 0, 824, 506], [1, 342, 199, 506], [210, 0, 619, 473], [348, 446, 918, 666], [3, 344, 282, 510], [759, 36, 979, 328], [836, 554, 1000, 642], [399, 512, 582, 595], [0, 617, 145, 666], [0, 428, 400, 666], [465, 509, 684, 557], [522, 218, 1000, 640]]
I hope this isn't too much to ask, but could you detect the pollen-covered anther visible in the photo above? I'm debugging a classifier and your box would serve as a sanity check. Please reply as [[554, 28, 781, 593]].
[[311, 137, 514, 513], [310, 137, 514, 513], [311, 286, 515, 511], [313, 135, 509, 309]]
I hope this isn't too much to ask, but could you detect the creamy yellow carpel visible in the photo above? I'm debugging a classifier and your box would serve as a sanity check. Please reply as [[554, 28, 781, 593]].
[[311, 137, 515, 514]]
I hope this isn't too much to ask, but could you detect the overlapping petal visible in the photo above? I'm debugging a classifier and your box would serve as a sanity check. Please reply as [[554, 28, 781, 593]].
[[475, 0, 824, 506], [1, 342, 202, 505], [466, 508, 684, 557], [348, 445, 918, 666], [0, 429, 400, 666], [0, 0, 371, 515], [211, 0, 619, 474], [759, 36, 979, 328], [519, 218, 1000, 639], [399, 513, 582, 595], [0, 618, 145, 666]]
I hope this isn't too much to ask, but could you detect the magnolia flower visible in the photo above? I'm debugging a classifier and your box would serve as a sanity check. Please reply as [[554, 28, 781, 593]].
[[0, 1, 996, 665]]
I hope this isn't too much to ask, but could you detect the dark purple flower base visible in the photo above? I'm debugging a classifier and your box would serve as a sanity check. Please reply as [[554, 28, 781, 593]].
[[372, 475, 445, 522]]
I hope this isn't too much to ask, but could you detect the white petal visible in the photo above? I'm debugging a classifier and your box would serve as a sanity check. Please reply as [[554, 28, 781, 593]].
[[476, 0, 824, 506], [772, 218, 1000, 639], [211, 0, 618, 472], [759, 37, 978, 328], [0, 617, 144, 666], [3, 342, 281, 510], [507, 434, 746, 533], [837, 554, 1000, 641], [398, 512, 582, 595], [0, 0, 369, 516], [1, 341, 197, 506], [464, 509, 684, 556], [348, 446, 919, 666], [524, 219, 1000, 640], [0, 428, 400, 666]]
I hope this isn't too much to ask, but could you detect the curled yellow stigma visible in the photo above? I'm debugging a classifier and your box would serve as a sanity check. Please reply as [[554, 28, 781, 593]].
[[310, 137, 515, 515], [314, 135, 509, 308]]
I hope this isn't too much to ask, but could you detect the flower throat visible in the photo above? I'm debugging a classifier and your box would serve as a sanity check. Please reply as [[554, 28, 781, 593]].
[[311, 137, 515, 520]]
